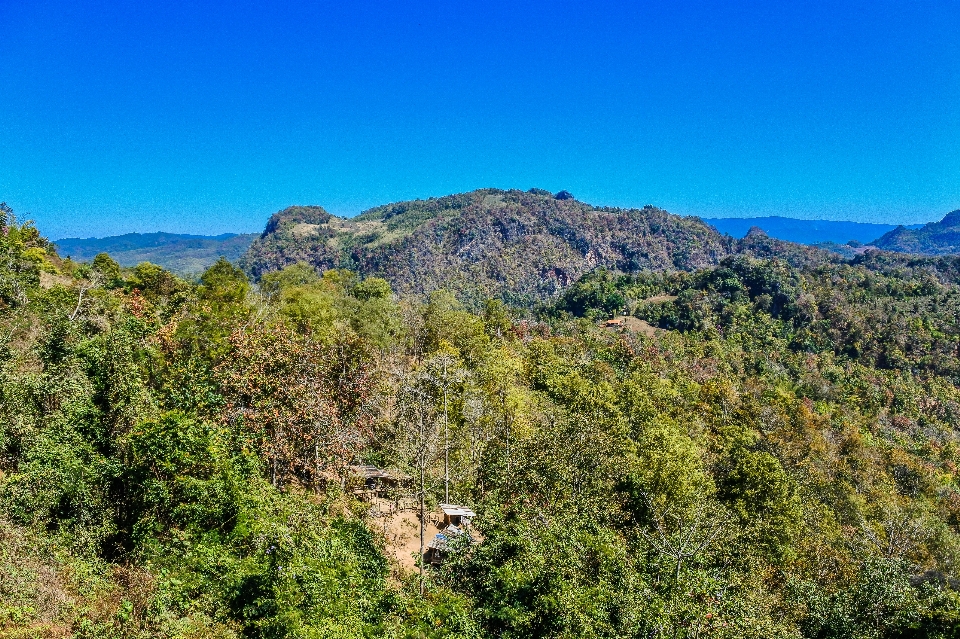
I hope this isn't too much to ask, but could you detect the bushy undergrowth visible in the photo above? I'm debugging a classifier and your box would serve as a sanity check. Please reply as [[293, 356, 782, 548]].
[[3, 202, 960, 637]]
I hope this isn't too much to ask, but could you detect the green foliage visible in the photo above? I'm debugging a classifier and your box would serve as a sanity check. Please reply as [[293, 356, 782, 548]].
[[715, 446, 802, 560], [200, 257, 250, 305], [259, 262, 319, 295], [420, 290, 490, 367], [91, 252, 122, 286], [449, 509, 643, 638], [0, 203, 50, 308], [3, 208, 960, 638], [130, 261, 186, 302], [352, 276, 392, 301], [123, 412, 243, 543], [262, 265, 403, 348], [481, 299, 511, 339], [554, 268, 627, 319]]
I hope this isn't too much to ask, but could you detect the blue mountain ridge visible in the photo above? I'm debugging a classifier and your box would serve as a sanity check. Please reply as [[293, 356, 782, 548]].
[[53, 232, 258, 277], [700, 216, 924, 245]]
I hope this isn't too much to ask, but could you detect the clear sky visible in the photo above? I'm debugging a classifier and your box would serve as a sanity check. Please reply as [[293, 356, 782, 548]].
[[1, 0, 958, 239]]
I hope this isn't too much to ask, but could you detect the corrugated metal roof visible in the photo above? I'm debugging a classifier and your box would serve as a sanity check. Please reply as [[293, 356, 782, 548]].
[[440, 503, 476, 517]]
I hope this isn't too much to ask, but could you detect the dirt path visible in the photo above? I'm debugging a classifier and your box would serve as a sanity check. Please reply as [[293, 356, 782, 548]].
[[367, 500, 442, 575]]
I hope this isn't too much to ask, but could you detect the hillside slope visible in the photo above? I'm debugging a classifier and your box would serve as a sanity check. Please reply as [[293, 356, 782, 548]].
[[7, 204, 960, 635], [241, 189, 833, 304], [55, 232, 257, 276], [871, 210, 960, 255]]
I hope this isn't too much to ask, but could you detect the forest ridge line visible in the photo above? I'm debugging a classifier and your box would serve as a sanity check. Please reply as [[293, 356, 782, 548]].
[[239, 188, 960, 305], [47, 189, 955, 279]]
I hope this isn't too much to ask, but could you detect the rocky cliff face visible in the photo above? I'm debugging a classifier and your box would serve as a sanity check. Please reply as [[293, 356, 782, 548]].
[[241, 188, 832, 305]]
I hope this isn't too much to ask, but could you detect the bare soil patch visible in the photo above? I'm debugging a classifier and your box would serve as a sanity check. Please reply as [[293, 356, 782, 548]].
[[603, 316, 660, 337], [642, 294, 678, 304], [366, 499, 442, 576]]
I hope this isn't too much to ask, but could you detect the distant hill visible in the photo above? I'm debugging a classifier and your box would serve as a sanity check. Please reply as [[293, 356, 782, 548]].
[[870, 210, 960, 255], [702, 216, 920, 245], [55, 232, 257, 277], [241, 188, 834, 305]]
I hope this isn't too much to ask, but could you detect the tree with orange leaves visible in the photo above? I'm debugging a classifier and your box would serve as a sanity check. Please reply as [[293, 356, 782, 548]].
[[216, 322, 377, 489]]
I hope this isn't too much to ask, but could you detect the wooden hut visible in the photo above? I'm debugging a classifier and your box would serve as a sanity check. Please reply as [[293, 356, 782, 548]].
[[348, 465, 409, 499], [439, 503, 476, 527]]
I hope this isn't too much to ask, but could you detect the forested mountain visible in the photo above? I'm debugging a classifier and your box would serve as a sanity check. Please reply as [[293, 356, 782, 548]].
[[4, 199, 960, 638], [870, 210, 960, 255], [240, 189, 836, 306], [55, 232, 257, 277]]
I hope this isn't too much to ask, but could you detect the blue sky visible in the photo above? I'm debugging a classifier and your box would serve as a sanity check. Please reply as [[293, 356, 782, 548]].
[[1, 0, 958, 239]]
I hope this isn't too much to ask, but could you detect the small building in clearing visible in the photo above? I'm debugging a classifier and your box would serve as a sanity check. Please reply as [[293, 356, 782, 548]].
[[349, 465, 410, 499], [439, 503, 476, 528]]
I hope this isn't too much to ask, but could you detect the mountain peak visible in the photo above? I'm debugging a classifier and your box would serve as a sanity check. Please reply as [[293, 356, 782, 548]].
[[241, 189, 729, 303], [870, 209, 960, 255], [263, 205, 331, 236], [939, 209, 960, 227], [240, 188, 833, 305]]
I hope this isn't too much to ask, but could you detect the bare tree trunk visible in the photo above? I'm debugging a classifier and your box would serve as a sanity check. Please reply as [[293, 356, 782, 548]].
[[419, 408, 426, 597], [443, 358, 449, 504], [69, 286, 86, 321], [502, 390, 511, 476]]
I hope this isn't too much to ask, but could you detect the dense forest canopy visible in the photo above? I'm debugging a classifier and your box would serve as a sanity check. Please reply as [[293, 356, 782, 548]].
[[3, 199, 960, 638]]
